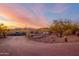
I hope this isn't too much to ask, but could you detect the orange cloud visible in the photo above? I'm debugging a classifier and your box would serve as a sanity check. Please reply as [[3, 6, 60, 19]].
[[0, 4, 49, 28]]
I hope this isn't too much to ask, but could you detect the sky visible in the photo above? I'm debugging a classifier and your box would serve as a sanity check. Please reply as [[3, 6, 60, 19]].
[[0, 3, 79, 28]]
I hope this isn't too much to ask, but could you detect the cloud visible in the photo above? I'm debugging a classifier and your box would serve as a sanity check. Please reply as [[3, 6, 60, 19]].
[[52, 4, 68, 13], [0, 3, 49, 28], [28, 4, 48, 27]]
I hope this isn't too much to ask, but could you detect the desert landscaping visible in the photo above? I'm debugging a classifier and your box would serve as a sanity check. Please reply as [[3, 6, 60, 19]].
[[0, 20, 79, 56]]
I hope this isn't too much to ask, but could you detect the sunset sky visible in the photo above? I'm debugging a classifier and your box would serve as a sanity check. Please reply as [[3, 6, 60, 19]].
[[0, 3, 79, 28]]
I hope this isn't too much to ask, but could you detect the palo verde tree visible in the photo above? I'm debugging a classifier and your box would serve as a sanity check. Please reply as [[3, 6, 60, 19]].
[[49, 19, 79, 37]]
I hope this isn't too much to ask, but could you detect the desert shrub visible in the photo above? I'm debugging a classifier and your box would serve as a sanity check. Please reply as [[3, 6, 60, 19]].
[[37, 28, 49, 32], [0, 24, 8, 38], [63, 29, 72, 35]]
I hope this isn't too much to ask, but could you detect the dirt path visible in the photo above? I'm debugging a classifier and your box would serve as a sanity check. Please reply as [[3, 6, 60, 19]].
[[0, 36, 79, 56]]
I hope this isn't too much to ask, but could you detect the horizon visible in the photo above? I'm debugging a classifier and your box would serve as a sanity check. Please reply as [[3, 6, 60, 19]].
[[0, 3, 79, 28]]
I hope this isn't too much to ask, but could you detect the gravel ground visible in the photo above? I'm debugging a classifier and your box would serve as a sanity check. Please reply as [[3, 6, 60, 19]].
[[0, 36, 79, 56]]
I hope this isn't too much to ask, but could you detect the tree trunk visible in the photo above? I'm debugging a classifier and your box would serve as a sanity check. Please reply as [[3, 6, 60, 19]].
[[3, 32, 6, 38]]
